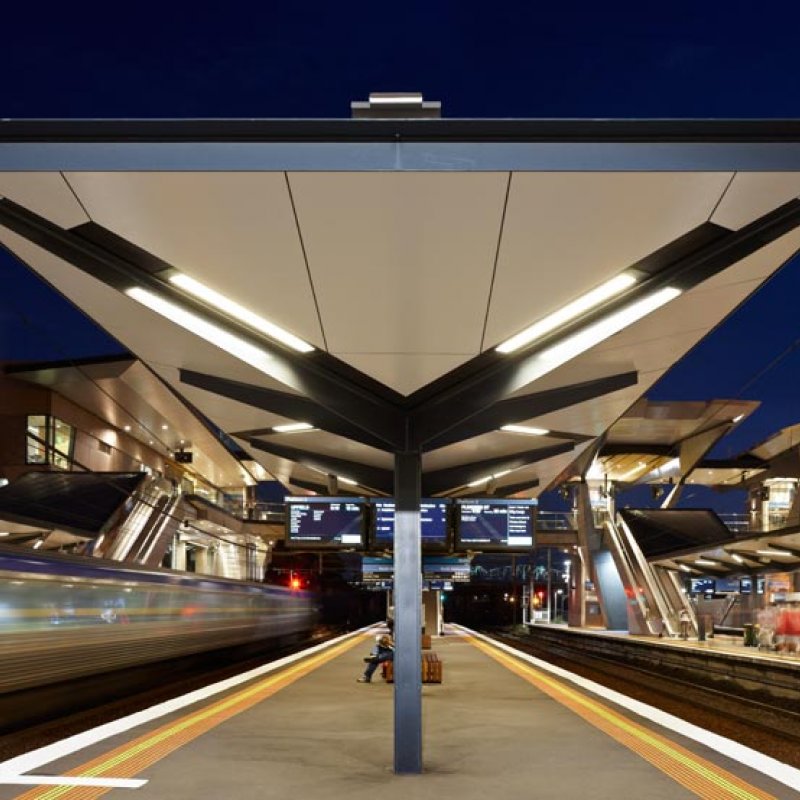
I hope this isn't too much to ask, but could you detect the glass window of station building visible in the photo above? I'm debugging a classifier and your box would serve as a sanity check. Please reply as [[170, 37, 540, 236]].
[[26, 414, 76, 470]]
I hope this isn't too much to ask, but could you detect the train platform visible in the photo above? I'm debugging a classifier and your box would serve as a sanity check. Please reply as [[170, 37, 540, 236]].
[[0, 626, 798, 800], [532, 622, 800, 667]]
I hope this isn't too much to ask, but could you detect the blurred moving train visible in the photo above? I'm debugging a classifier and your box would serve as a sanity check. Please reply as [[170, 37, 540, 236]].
[[0, 544, 317, 695]]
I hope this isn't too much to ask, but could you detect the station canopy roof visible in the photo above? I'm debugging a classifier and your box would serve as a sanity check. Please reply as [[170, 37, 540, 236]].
[[3, 117, 800, 497]]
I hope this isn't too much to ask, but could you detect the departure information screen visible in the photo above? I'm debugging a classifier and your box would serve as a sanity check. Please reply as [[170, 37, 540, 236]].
[[456, 499, 535, 549], [285, 498, 364, 548], [372, 499, 449, 547]]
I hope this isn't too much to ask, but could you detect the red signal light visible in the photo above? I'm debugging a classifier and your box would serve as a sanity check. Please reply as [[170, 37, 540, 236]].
[[290, 577, 302, 590]]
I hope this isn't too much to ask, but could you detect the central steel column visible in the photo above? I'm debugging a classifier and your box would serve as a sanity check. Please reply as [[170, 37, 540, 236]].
[[393, 451, 422, 773]]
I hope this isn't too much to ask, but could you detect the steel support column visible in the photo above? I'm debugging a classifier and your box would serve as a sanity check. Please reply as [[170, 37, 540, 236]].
[[393, 451, 422, 774]]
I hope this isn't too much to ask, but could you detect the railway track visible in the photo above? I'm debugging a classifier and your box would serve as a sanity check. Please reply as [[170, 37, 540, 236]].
[[489, 630, 800, 769]]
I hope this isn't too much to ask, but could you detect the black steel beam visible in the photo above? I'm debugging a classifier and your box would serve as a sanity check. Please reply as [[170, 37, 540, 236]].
[[180, 369, 393, 451], [7, 118, 800, 144], [407, 204, 800, 449], [422, 371, 638, 451], [422, 442, 574, 496], [247, 438, 394, 494], [0, 200, 407, 450]]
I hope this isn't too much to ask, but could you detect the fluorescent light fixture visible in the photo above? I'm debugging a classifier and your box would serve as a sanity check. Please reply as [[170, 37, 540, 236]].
[[694, 559, 718, 566], [272, 422, 315, 433], [756, 549, 792, 557], [0, 532, 9, 537], [337, 476, 358, 486], [467, 469, 512, 487], [732, 414, 745, 423], [496, 273, 637, 354], [33, 539, 44, 550], [127, 287, 273, 374], [123, 425, 131, 432], [679, 564, 691, 572], [169, 273, 314, 353], [500, 424, 550, 436], [540, 287, 682, 364], [730, 553, 744, 564]]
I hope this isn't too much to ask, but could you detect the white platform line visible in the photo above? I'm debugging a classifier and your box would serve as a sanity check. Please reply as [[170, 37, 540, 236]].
[[0, 625, 375, 778], [455, 625, 800, 794], [0, 775, 147, 788]]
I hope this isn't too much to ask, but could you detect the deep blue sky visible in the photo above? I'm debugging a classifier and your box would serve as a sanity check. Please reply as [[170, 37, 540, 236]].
[[3, 1, 800, 510]]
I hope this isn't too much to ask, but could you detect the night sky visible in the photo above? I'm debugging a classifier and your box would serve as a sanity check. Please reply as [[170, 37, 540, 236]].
[[3, 2, 800, 509]]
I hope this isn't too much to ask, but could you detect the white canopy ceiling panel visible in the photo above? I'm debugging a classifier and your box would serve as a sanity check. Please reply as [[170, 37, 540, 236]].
[[0, 172, 90, 229], [505, 325, 705, 399], [336, 353, 474, 396], [65, 171, 325, 349], [287, 172, 508, 358], [711, 172, 800, 231], [0, 229, 304, 396], [685, 225, 800, 294], [230, 436, 292, 484], [483, 171, 733, 349], [422, 432, 570, 472], [527, 390, 644, 440], [587, 279, 761, 357]]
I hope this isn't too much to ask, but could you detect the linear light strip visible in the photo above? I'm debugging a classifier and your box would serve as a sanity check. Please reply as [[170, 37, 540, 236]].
[[467, 468, 512, 487], [496, 273, 637, 354], [126, 288, 273, 374], [540, 287, 682, 365], [500, 424, 549, 436], [170, 273, 314, 353], [272, 423, 315, 433]]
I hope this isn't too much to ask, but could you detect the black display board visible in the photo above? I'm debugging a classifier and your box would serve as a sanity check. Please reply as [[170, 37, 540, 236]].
[[285, 497, 366, 548], [370, 499, 450, 549], [455, 499, 536, 550]]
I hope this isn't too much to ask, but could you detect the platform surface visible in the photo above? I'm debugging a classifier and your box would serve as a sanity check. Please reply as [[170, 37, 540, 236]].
[[0, 627, 796, 800]]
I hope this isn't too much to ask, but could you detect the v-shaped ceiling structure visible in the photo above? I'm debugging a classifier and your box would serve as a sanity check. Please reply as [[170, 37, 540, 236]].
[[2, 119, 800, 498]]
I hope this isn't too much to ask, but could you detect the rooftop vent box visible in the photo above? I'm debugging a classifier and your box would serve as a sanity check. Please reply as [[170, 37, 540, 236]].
[[351, 92, 441, 119]]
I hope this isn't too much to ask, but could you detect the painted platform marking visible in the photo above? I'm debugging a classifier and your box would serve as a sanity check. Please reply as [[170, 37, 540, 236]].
[[467, 634, 777, 800], [7, 634, 366, 800]]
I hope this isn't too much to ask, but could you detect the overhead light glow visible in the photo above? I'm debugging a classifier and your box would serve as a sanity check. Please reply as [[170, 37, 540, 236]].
[[272, 422, 315, 433], [467, 469, 512, 487], [679, 564, 691, 572], [170, 273, 314, 353], [127, 287, 274, 374], [496, 273, 637, 354], [500, 424, 550, 436], [730, 553, 744, 564], [694, 559, 718, 567], [33, 539, 44, 550], [337, 476, 358, 486], [539, 287, 682, 365], [0, 532, 9, 537], [732, 414, 745, 423], [756, 549, 792, 557]]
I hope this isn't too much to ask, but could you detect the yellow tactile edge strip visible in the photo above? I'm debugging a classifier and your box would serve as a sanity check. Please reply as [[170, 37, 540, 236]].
[[467, 634, 777, 800], [10, 634, 366, 800]]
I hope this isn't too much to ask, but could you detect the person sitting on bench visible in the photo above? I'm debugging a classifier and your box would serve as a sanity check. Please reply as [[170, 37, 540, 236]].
[[358, 634, 394, 683]]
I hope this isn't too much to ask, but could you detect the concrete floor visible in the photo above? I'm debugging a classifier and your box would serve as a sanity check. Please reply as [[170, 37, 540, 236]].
[[2, 632, 795, 799]]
